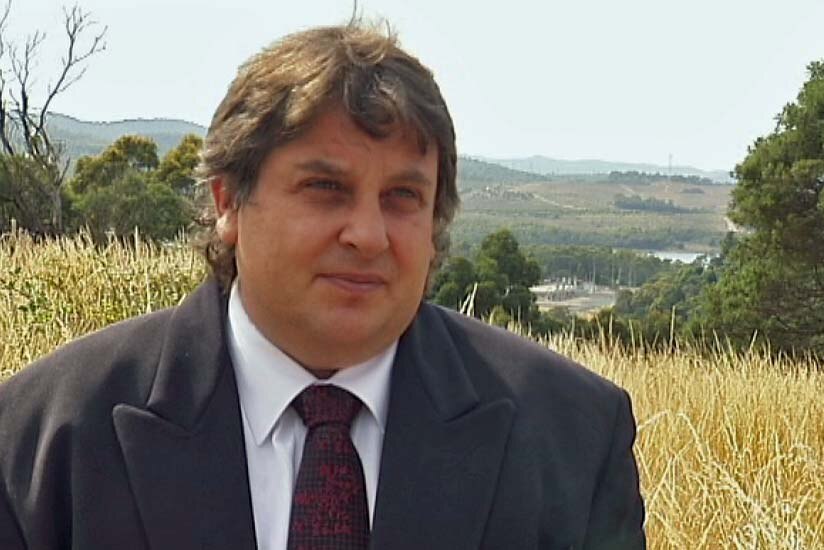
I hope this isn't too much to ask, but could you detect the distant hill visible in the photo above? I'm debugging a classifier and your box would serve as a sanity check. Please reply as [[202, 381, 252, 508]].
[[45, 114, 727, 186], [481, 155, 732, 184], [46, 113, 206, 160], [456, 157, 548, 187], [45, 114, 552, 186]]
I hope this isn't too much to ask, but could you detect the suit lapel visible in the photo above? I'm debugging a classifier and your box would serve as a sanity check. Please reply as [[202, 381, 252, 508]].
[[112, 281, 257, 549], [371, 305, 516, 550]]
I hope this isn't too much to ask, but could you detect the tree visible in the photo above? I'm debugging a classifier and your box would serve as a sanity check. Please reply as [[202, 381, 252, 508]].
[[155, 134, 203, 197], [612, 262, 717, 347], [0, 154, 59, 233], [430, 229, 544, 322], [431, 256, 476, 308], [72, 171, 190, 241], [68, 135, 193, 241], [699, 60, 824, 355], [477, 229, 542, 322], [0, 1, 106, 233], [477, 229, 542, 289], [70, 135, 159, 194]]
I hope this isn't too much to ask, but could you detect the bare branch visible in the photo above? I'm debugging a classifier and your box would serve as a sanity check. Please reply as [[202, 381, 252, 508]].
[[58, 156, 70, 186], [6, 29, 48, 157], [0, 0, 10, 52], [0, 1, 11, 153], [0, 1, 106, 233], [39, 5, 107, 127], [0, 88, 14, 155]]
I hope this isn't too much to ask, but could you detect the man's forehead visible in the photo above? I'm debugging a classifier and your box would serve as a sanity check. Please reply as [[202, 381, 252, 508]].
[[295, 104, 433, 157]]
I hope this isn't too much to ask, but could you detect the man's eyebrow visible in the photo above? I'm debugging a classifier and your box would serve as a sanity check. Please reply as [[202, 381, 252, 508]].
[[295, 159, 434, 188], [386, 168, 434, 188], [294, 159, 347, 176]]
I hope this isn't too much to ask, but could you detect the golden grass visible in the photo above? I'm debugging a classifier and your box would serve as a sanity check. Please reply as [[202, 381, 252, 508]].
[[0, 229, 205, 378], [547, 335, 824, 549], [2, 231, 823, 548]]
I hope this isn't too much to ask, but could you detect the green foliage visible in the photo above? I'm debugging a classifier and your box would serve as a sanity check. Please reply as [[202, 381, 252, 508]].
[[155, 134, 204, 197], [730, 64, 824, 262], [72, 171, 192, 241], [68, 135, 198, 241], [473, 280, 503, 318], [71, 135, 159, 195], [488, 305, 512, 327], [698, 236, 824, 355], [704, 60, 824, 355], [608, 171, 717, 186], [0, 155, 65, 235], [430, 229, 542, 321], [501, 284, 535, 321], [452, 218, 723, 252], [526, 244, 675, 287], [613, 194, 694, 213], [612, 262, 718, 346], [478, 229, 542, 288], [432, 281, 462, 309], [431, 256, 476, 308]]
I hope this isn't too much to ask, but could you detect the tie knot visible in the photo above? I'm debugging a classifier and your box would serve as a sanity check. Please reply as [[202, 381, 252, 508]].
[[292, 385, 362, 429]]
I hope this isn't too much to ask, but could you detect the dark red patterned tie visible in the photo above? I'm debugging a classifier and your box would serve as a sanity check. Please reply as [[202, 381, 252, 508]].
[[287, 385, 369, 550]]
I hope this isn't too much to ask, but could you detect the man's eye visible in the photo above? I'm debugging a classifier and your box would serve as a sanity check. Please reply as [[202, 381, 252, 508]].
[[382, 187, 423, 212], [387, 187, 420, 200]]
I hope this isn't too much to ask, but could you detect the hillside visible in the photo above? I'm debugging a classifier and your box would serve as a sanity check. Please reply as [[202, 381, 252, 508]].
[[46, 113, 207, 159], [452, 175, 732, 254], [45, 114, 551, 186], [456, 157, 548, 187], [484, 154, 732, 183]]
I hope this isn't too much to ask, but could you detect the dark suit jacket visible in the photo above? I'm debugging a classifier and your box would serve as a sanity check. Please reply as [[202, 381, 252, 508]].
[[0, 279, 645, 549]]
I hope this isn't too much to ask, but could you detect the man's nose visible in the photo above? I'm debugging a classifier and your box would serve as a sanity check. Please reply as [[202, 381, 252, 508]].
[[338, 196, 390, 258]]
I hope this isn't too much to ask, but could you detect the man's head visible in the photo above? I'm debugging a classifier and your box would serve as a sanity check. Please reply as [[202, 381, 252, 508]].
[[198, 22, 458, 289], [198, 22, 459, 372]]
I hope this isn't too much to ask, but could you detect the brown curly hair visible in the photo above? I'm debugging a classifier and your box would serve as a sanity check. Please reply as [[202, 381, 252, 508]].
[[195, 22, 459, 290]]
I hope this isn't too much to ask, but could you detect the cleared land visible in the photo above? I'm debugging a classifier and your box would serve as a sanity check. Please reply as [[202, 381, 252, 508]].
[[2, 232, 822, 548], [453, 177, 732, 253]]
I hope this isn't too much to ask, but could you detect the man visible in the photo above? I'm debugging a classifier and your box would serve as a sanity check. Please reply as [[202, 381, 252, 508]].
[[0, 22, 645, 550]]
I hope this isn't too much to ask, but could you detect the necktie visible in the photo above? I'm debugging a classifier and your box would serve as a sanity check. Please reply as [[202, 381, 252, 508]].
[[287, 385, 370, 550]]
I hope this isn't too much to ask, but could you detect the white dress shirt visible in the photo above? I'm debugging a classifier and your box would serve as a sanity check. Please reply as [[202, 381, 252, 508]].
[[226, 282, 395, 550]]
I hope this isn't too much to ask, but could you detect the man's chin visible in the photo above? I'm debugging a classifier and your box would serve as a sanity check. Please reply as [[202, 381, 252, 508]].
[[305, 317, 401, 363]]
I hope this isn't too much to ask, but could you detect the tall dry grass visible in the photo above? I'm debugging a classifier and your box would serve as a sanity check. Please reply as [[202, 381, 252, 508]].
[[547, 334, 824, 548], [1, 230, 823, 548], [0, 229, 205, 378]]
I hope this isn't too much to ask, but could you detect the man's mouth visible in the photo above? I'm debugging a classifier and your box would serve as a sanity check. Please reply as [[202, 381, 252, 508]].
[[318, 273, 387, 293]]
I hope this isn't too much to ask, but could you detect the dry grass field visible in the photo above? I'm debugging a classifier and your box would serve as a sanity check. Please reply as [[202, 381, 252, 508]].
[[1, 231, 822, 549]]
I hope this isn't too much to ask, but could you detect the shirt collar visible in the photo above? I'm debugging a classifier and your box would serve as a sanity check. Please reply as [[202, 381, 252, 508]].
[[226, 280, 396, 446]]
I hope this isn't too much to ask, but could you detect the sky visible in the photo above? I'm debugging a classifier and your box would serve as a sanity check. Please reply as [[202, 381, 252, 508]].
[[8, 0, 824, 172]]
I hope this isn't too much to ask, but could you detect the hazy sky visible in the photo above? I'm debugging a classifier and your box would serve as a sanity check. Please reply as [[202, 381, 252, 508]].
[[9, 0, 824, 171]]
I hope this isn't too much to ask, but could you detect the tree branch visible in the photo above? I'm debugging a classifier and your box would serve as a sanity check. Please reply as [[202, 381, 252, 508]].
[[38, 5, 107, 136]]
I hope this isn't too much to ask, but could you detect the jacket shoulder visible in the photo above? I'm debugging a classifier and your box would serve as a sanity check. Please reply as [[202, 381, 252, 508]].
[[431, 305, 622, 391], [426, 304, 628, 423]]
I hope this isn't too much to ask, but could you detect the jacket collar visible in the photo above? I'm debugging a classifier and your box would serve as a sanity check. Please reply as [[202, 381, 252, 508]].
[[113, 279, 258, 549], [371, 304, 516, 550], [144, 278, 233, 430]]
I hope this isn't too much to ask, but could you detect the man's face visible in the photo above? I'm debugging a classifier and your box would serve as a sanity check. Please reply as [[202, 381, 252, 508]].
[[212, 105, 438, 373]]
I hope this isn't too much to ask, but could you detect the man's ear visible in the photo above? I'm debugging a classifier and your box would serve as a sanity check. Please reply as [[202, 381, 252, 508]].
[[211, 177, 238, 246]]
